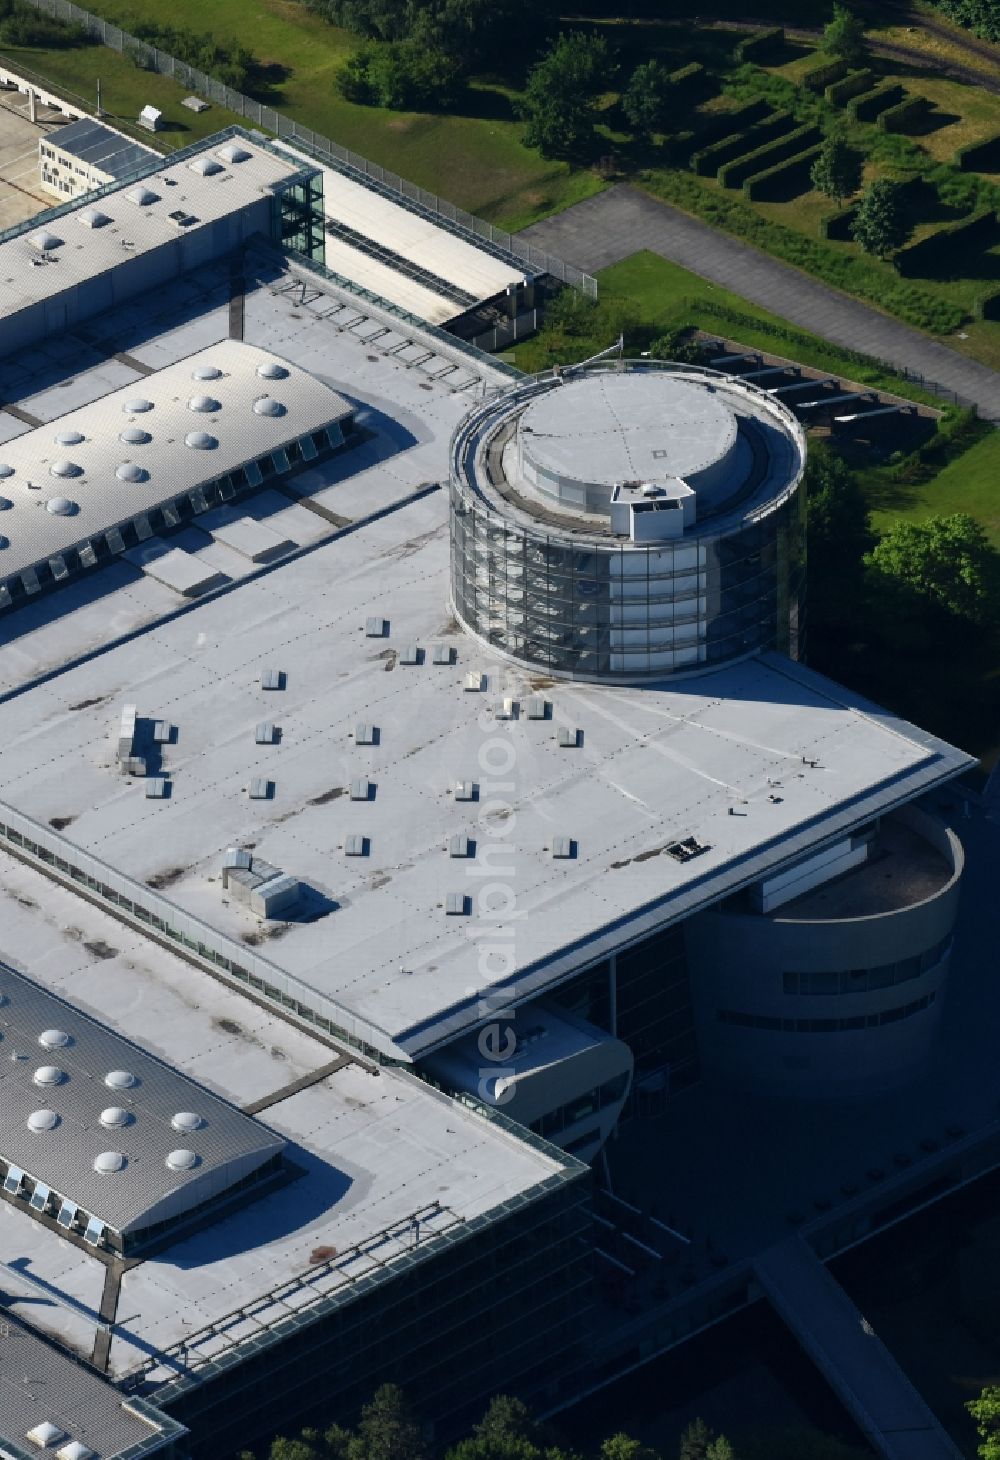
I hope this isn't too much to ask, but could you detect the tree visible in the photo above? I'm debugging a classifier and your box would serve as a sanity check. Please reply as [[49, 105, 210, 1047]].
[[864, 513, 996, 626], [472, 1398, 540, 1446], [810, 135, 863, 206], [678, 1421, 714, 1460], [517, 32, 611, 158], [601, 1436, 661, 1460], [356, 1385, 425, 1460], [705, 1442, 736, 1460], [850, 179, 911, 260], [805, 443, 873, 598], [968, 1385, 1000, 1460], [621, 59, 673, 136], [822, 4, 866, 64], [336, 38, 461, 109]]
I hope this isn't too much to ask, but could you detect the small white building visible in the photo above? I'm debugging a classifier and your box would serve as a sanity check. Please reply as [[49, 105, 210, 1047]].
[[39, 116, 156, 200]]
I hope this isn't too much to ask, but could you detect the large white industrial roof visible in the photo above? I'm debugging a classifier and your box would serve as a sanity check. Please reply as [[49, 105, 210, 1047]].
[[0, 486, 973, 1061], [0, 339, 351, 585], [0, 961, 284, 1235]]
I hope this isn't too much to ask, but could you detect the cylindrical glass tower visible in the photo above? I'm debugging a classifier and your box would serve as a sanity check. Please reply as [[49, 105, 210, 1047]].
[[450, 361, 807, 682]]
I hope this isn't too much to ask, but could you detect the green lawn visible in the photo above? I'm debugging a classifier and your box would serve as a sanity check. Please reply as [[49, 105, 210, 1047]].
[[865, 429, 1000, 546]]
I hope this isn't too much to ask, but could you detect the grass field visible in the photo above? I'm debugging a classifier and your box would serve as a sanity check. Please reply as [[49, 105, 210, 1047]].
[[865, 429, 1000, 545]]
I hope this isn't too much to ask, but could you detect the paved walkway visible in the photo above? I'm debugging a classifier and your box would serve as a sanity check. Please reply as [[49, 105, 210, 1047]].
[[755, 1238, 963, 1460], [518, 186, 1000, 421]]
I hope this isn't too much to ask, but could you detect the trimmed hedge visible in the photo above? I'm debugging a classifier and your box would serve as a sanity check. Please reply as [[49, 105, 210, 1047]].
[[846, 83, 905, 123], [690, 110, 794, 176], [819, 205, 857, 240], [692, 98, 771, 145], [955, 134, 1000, 172], [825, 67, 874, 106], [669, 60, 706, 95], [878, 94, 929, 134], [744, 144, 822, 201], [734, 26, 785, 63], [717, 123, 822, 189], [801, 56, 848, 94], [974, 288, 1000, 320], [896, 207, 998, 277]]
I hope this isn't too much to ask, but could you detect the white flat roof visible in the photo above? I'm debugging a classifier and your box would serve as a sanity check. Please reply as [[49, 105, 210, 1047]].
[[0, 339, 350, 584], [0, 486, 973, 1061]]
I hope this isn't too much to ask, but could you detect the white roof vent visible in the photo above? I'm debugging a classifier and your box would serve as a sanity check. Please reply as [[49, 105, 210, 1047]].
[[189, 156, 224, 176], [185, 431, 218, 450], [93, 1150, 126, 1174], [27, 1109, 60, 1132], [38, 1029, 71, 1049], [33, 1066, 66, 1086], [105, 1069, 138, 1089], [192, 364, 222, 380], [166, 1148, 200, 1171], [26, 1421, 66, 1448], [46, 497, 78, 516], [171, 1111, 204, 1132], [252, 396, 285, 417], [100, 1106, 133, 1129], [116, 463, 149, 483], [223, 847, 252, 870], [78, 207, 111, 229], [0, 464, 13, 478], [126, 185, 159, 205], [123, 397, 153, 414], [49, 460, 82, 478], [188, 394, 220, 414], [31, 229, 62, 252], [58, 1442, 96, 1460], [54, 430, 84, 447], [217, 143, 252, 163], [257, 361, 289, 380], [120, 427, 152, 445]]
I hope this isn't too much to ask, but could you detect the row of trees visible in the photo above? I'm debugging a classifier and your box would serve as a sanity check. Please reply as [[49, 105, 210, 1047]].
[[243, 1389, 739, 1460]]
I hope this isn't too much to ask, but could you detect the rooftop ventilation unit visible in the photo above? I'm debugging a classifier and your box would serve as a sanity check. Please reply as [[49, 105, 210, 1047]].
[[400, 643, 422, 665], [365, 616, 388, 638], [350, 776, 372, 801], [138, 105, 162, 132], [152, 721, 171, 744], [223, 847, 252, 871], [496, 697, 518, 719], [449, 833, 472, 858], [557, 727, 580, 748], [256, 722, 278, 745], [454, 780, 477, 802], [249, 778, 272, 800], [527, 696, 549, 720], [344, 834, 368, 856], [145, 777, 168, 799], [445, 892, 470, 916], [355, 722, 377, 745], [464, 671, 483, 692], [261, 668, 284, 690], [432, 645, 455, 666], [552, 836, 574, 859]]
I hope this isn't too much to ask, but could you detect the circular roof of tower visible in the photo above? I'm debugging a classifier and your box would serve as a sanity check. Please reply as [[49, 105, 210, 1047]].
[[518, 372, 738, 512]]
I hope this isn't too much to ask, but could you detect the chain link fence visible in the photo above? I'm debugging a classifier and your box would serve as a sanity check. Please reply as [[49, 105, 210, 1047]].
[[19, 0, 598, 297]]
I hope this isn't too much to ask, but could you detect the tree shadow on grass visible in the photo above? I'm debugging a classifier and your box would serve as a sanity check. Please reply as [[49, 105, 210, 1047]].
[[456, 82, 517, 124], [244, 59, 292, 107]]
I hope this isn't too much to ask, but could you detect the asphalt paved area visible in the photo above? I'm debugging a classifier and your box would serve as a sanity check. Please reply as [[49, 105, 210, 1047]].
[[519, 185, 1000, 421]]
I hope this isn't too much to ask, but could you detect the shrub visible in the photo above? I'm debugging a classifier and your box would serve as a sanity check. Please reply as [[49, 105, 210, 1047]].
[[896, 207, 998, 277], [336, 37, 461, 108], [878, 94, 929, 134], [734, 27, 784, 63], [801, 57, 848, 94], [690, 98, 770, 145], [819, 205, 858, 239], [690, 110, 794, 176], [846, 83, 905, 122], [825, 67, 874, 106], [744, 145, 822, 201], [717, 123, 821, 188]]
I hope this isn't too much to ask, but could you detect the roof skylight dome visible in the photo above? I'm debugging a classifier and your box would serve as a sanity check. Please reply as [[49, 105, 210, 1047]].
[[49, 460, 83, 478], [188, 395, 221, 413], [171, 1111, 204, 1133], [123, 398, 153, 414], [166, 1148, 200, 1171], [185, 431, 218, 450], [125, 185, 158, 206], [78, 206, 111, 229], [58, 1443, 96, 1460], [46, 497, 78, 517], [120, 426, 151, 445], [31, 229, 62, 252], [253, 396, 285, 417], [33, 1066, 66, 1086], [189, 156, 223, 176], [217, 143, 252, 163], [0, 498, 11, 510], [26, 1421, 66, 1448], [100, 1106, 133, 1128], [27, 1109, 60, 1132], [0, 464, 12, 478], [192, 364, 222, 380], [105, 1069, 138, 1089], [257, 361, 289, 380], [116, 463, 149, 483], [93, 1150, 126, 1174], [54, 430, 84, 447], [38, 1029, 71, 1049]]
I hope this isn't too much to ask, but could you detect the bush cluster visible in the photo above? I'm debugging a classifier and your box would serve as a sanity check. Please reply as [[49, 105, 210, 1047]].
[[0, 0, 88, 48], [123, 18, 258, 90]]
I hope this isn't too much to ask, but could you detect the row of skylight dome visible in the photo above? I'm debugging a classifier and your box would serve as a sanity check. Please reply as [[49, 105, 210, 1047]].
[[26, 1103, 204, 1134], [28, 144, 256, 249]]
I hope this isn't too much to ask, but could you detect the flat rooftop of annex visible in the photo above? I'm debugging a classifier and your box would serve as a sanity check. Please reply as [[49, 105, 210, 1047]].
[[0, 480, 973, 1060]]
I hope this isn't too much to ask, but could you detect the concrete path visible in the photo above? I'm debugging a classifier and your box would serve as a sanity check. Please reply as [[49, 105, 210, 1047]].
[[518, 186, 1000, 421], [755, 1237, 963, 1460]]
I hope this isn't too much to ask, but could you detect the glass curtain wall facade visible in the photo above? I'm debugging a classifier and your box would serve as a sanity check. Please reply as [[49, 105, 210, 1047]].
[[272, 170, 326, 265]]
